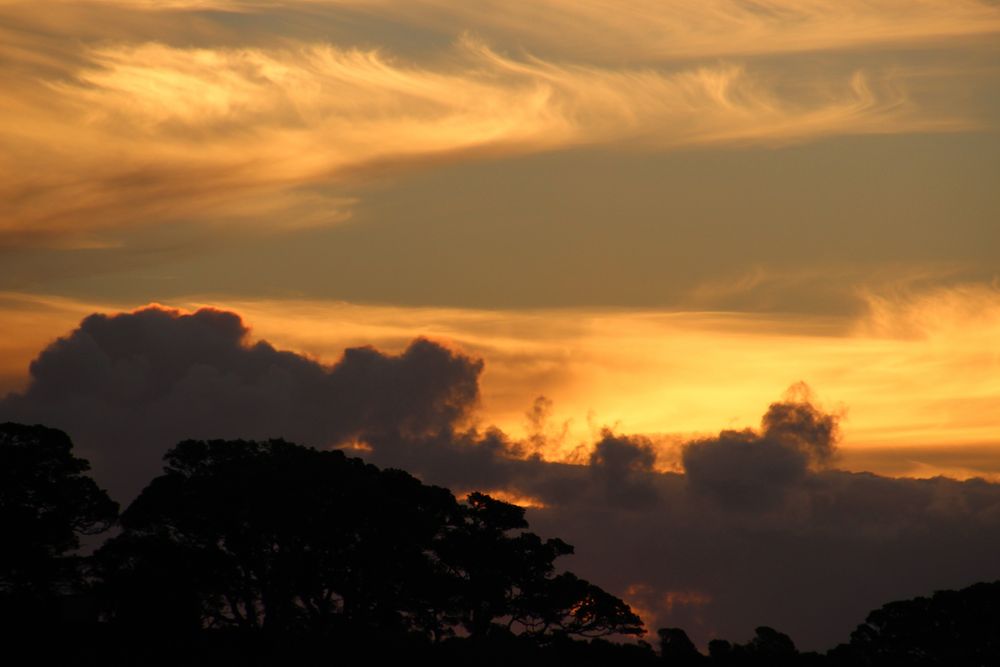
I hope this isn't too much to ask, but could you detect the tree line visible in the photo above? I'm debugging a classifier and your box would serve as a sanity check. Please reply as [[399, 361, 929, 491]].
[[2, 422, 998, 665]]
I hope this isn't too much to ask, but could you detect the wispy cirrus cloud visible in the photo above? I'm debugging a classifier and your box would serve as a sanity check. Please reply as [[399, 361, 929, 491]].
[[1, 0, 995, 252], [0, 33, 965, 245], [30, 0, 1000, 60], [321, 0, 1000, 60]]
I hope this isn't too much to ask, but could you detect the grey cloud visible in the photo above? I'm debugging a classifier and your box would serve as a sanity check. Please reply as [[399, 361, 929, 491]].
[[0, 306, 482, 501], [589, 429, 659, 507], [590, 429, 657, 472], [364, 400, 1000, 651], [682, 429, 809, 508], [680, 396, 839, 509], [5, 310, 1000, 653], [761, 397, 839, 466]]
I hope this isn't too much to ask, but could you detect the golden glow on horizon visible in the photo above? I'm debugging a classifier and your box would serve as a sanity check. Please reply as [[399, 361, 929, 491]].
[[624, 584, 713, 632], [3, 285, 999, 479], [454, 489, 548, 509]]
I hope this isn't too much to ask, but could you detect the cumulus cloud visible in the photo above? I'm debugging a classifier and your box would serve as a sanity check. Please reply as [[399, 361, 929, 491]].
[[589, 430, 659, 507], [0, 305, 482, 499], [682, 390, 839, 508], [4, 305, 1000, 651], [358, 394, 1000, 651]]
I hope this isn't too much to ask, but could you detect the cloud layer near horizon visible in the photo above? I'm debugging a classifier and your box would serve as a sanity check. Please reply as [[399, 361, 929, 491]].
[[6, 284, 999, 471], [0, 306, 481, 498], [3, 304, 1000, 651]]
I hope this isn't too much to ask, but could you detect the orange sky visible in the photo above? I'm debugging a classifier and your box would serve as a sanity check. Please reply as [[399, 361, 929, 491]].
[[1, 0, 999, 480], [4, 6, 1000, 650], [3, 284, 998, 479]]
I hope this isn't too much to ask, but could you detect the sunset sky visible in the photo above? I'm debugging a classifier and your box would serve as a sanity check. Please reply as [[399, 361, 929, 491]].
[[2, 0, 999, 650]]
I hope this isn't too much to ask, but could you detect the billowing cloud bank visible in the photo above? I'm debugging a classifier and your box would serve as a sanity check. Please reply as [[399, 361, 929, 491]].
[[364, 401, 1000, 651], [3, 305, 999, 650], [0, 306, 481, 498]]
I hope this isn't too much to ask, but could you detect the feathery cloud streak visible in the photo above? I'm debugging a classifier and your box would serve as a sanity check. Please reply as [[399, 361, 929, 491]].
[[33, 1, 1000, 60], [1, 0, 991, 244]]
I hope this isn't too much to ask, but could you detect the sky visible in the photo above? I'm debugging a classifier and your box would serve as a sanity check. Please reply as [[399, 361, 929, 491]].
[[2, 0, 1000, 651]]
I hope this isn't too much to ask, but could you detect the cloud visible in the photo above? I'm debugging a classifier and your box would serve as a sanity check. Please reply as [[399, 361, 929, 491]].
[[683, 429, 810, 509], [355, 394, 1000, 651], [37, 1, 1000, 61], [590, 430, 657, 472], [589, 429, 659, 507], [3, 303, 1000, 651], [4, 284, 1000, 466], [1, 0, 981, 245], [681, 388, 840, 508], [323, 0, 1000, 60], [0, 305, 482, 500]]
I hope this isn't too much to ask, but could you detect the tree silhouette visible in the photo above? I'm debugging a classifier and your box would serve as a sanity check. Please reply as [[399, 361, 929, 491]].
[[658, 627, 705, 664], [98, 439, 455, 639], [0, 423, 117, 621], [830, 580, 1000, 665], [97, 438, 643, 650], [742, 626, 798, 665], [438, 491, 643, 639], [703, 627, 800, 666], [6, 424, 1000, 665]]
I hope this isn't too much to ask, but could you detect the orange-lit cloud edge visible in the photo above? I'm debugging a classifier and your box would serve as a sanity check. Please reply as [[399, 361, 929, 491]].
[[4, 282, 999, 481]]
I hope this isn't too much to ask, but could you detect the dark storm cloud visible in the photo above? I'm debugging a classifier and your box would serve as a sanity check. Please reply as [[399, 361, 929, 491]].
[[682, 427, 809, 508], [681, 397, 839, 508], [364, 400, 1000, 651], [588, 430, 659, 507], [590, 430, 657, 472], [4, 308, 1000, 652], [0, 306, 482, 500], [760, 397, 839, 465]]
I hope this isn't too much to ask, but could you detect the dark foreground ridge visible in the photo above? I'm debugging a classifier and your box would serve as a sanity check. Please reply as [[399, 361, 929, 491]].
[[2, 422, 998, 665]]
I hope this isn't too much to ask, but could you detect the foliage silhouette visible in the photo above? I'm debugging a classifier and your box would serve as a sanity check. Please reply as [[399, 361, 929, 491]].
[[439, 491, 643, 639], [0, 423, 117, 620], [97, 439, 457, 639], [4, 421, 1000, 665], [828, 580, 1000, 666], [96, 437, 643, 654], [659, 627, 706, 664]]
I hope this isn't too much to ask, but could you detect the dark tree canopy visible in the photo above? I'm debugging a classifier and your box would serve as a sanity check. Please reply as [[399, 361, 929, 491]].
[[98, 439, 457, 638], [704, 627, 802, 667], [439, 491, 643, 639], [659, 627, 705, 664], [830, 580, 1000, 666], [9, 422, 998, 666], [96, 438, 643, 646], [0, 422, 117, 601]]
